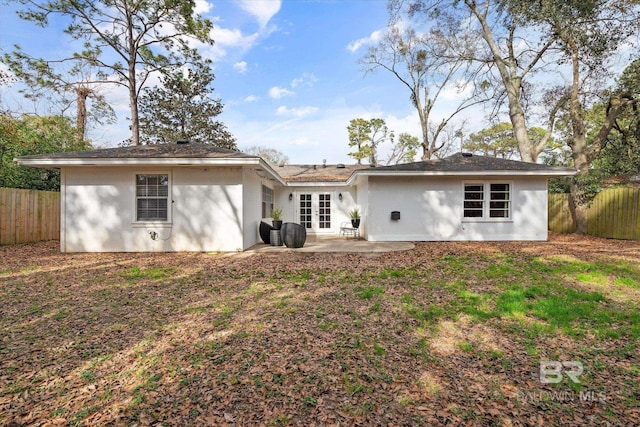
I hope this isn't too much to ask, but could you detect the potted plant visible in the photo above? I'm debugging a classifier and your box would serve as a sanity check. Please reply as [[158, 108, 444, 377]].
[[271, 208, 283, 230], [349, 208, 361, 228]]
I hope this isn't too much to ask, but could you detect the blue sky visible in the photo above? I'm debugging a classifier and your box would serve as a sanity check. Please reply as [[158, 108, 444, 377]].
[[0, 0, 480, 163]]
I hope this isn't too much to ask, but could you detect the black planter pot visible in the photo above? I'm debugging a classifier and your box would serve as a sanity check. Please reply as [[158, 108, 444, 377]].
[[281, 222, 307, 248], [272, 220, 283, 230], [351, 219, 361, 228], [259, 221, 275, 244]]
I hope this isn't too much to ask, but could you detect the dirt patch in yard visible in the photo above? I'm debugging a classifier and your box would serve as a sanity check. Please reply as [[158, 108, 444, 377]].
[[1, 234, 639, 426]]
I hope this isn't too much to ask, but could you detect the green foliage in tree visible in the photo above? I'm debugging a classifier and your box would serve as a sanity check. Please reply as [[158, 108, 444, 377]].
[[385, 133, 419, 165], [463, 123, 519, 159], [511, 0, 638, 232], [367, 118, 393, 165], [14, 0, 214, 146], [0, 114, 87, 190], [139, 58, 235, 148], [463, 123, 553, 160], [594, 58, 640, 177], [245, 146, 289, 166], [555, 58, 640, 174], [347, 118, 372, 165], [0, 69, 14, 87], [347, 118, 393, 165], [595, 134, 640, 177], [548, 58, 640, 194]]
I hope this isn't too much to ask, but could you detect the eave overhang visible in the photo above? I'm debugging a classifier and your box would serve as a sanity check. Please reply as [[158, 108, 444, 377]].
[[14, 156, 286, 185], [345, 169, 577, 185]]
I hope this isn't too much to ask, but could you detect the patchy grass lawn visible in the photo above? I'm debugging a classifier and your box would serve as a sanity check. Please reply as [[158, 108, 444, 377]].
[[1, 234, 639, 426]]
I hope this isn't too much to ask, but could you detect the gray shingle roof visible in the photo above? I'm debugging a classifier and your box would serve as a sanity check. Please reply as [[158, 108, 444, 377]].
[[275, 164, 370, 182], [371, 153, 575, 173], [17, 143, 258, 160], [16, 144, 575, 182], [261, 153, 574, 183]]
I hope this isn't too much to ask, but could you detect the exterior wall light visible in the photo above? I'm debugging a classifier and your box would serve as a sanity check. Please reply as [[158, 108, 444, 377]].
[[338, 193, 343, 201], [289, 193, 293, 201]]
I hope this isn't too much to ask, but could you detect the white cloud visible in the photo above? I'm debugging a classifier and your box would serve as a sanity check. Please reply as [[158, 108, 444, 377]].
[[269, 86, 295, 99], [194, 0, 213, 14], [233, 61, 248, 74], [229, 104, 377, 163], [439, 79, 474, 102], [384, 112, 422, 136], [276, 105, 319, 117], [290, 137, 318, 147], [347, 29, 383, 53], [238, 0, 281, 28], [198, 27, 261, 61], [210, 27, 259, 48], [202, 17, 279, 62], [291, 72, 318, 88], [191, 1, 281, 63], [244, 95, 259, 102]]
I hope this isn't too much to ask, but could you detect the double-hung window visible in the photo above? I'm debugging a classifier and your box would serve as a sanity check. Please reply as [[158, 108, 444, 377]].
[[488, 183, 510, 218], [463, 182, 511, 220], [262, 185, 274, 218], [136, 174, 169, 221]]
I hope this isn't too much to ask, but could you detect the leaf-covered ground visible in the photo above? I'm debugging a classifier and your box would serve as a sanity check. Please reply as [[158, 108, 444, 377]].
[[1, 234, 639, 426]]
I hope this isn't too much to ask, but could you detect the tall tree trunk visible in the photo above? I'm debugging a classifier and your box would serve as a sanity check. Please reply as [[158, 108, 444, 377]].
[[560, 26, 633, 234], [417, 93, 432, 161], [466, 1, 539, 162], [75, 86, 90, 147], [565, 35, 590, 233], [129, 68, 139, 146], [127, 13, 140, 146], [507, 83, 535, 163]]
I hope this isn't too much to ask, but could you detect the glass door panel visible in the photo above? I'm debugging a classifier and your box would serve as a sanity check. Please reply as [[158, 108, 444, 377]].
[[297, 192, 333, 232]]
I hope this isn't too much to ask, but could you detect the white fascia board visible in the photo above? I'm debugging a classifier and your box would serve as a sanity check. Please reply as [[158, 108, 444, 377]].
[[16, 157, 260, 167], [257, 159, 287, 185], [284, 181, 351, 188], [15, 156, 287, 185], [346, 169, 576, 185]]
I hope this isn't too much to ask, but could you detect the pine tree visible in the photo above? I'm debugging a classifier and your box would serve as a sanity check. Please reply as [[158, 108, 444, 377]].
[[139, 58, 236, 148]]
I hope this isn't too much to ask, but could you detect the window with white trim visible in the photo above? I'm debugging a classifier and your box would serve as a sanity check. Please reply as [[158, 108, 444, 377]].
[[136, 174, 169, 221], [463, 184, 484, 218], [262, 185, 274, 218], [463, 182, 511, 219], [489, 183, 510, 218]]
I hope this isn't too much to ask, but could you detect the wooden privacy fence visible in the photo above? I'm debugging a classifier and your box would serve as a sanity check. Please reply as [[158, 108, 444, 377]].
[[0, 188, 60, 245], [548, 193, 576, 234], [548, 187, 640, 240], [588, 187, 640, 239]]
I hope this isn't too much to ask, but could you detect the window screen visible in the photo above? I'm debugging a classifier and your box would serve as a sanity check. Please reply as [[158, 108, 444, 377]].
[[464, 184, 484, 218], [136, 174, 168, 221], [489, 183, 510, 218], [262, 185, 274, 218], [463, 183, 510, 219]]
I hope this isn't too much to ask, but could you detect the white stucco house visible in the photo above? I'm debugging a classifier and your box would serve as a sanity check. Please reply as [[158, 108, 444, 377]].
[[15, 141, 575, 252]]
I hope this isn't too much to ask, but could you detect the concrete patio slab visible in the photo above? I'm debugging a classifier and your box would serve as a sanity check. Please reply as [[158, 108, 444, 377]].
[[246, 235, 414, 253]]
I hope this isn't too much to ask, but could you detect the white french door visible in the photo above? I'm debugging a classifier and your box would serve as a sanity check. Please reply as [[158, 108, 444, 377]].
[[298, 192, 333, 233]]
